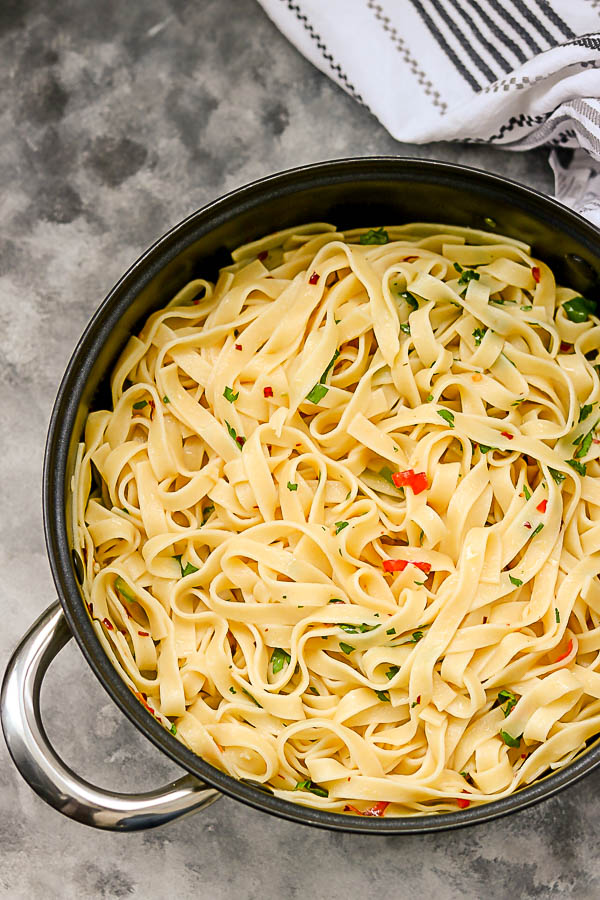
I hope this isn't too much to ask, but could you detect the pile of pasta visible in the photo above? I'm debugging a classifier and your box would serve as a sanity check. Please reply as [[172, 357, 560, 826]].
[[74, 221, 600, 817]]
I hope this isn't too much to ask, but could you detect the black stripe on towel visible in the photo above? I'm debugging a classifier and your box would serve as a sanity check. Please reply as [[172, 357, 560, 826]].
[[463, 0, 528, 65], [407, 0, 482, 91]]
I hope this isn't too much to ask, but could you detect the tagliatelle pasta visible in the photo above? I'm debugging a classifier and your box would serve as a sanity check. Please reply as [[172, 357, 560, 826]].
[[73, 221, 600, 817]]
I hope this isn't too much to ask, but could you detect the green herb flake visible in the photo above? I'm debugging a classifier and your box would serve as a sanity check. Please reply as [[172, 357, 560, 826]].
[[400, 322, 411, 335], [523, 485, 531, 501], [334, 521, 349, 535], [386, 665, 400, 680], [500, 730, 521, 748], [223, 386, 239, 403], [579, 403, 594, 423], [521, 304, 533, 311], [287, 481, 298, 491], [132, 400, 148, 410], [562, 296, 595, 323], [458, 269, 480, 286], [360, 227, 389, 245], [574, 420, 599, 459], [473, 327, 486, 346], [163, 395, 170, 404], [170, 723, 177, 735], [375, 690, 390, 702], [437, 408, 455, 428], [114, 576, 136, 603], [241, 687, 262, 708], [229, 686, 237, 694], [411, 700, 419, 708], [555, 608, 560, 623], [271, 647, 291, 674], [453, 262, 463, 273], [201, 504, 215, 526], [306, 382, 329, 404], [294, 779, 329, 797], [339, 641, 355, 655], [478, 444, 493, 454], [567, 459, 587, 476], [509, 575, 523, 587], [308, 686, 319, 695], [225, 420, 245, 448], [182, 561, 199, 577], [329, 598, 343, 604], [498, 689, 518, 718], [386, 628, 396, 636], [400, 291, 419, 310], [549, 467, 566, 484], [530, 523, 544, 538], [426, 394, 433, 402], [410, 630, 424, 643]]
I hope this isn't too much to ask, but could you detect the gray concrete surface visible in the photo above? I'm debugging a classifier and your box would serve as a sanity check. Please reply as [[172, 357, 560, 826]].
[[1, 1, 597, 898]]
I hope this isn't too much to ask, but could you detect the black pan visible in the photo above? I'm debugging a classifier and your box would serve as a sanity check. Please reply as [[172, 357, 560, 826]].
[[3, 158, 600, 833]]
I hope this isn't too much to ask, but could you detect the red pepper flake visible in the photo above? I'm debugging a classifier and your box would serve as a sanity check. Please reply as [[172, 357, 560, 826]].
[[500, 431, 514, 440], [344, 801, 390, 817], [87, 602, 94, 617], [236, 435, 246, 447], [102, 617, 114, 630], [560, 342, 572, 352], [383, 559, 408, 572], [263, 386, 273, 398], [134, 690, 154, 714], [532, 266, 541, 283], [594, 439, 600, 445], [483, 616, 487, 624], [555, 638, 573, 663], [138, 631, 149, 637], [524, 521, 532, 529], [456, 797, 471, 809], [521, 754, 528, 759], [413, 561, 432, 574], [536, 499, 548, 513], [257, 250, 268, 262], [416, 695, 421, 704], [235, 343, 243, 351], [148, 398, 156, 420], [392, 469, 429, 494], [308, 271, 320, 285]]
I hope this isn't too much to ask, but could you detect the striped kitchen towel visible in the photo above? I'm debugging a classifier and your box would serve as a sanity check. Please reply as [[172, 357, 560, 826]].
[[257, 0, 600, 224]]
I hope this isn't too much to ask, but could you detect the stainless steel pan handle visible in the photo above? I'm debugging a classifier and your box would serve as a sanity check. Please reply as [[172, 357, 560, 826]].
[[1, 602, 221, 830]]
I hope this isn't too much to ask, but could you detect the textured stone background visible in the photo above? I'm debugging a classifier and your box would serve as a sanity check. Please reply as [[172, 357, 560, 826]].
[[1, 1, 598, 898]]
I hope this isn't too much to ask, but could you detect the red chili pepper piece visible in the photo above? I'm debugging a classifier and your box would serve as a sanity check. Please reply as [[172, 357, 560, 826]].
[[532, 266, 541, 283], [456, 797, 471, 809], [138, 631, 150, 637], [560, 342, 572, 352], [257, 250, 268, 261], [236, 435, 246, 447], [235, 344, 243, 351], [555, 638, 573, 663], [413, 561, 432, 574], [416, 695, 421, 704], [536, 499, 548, 513], [263, 386, 273, 398], [500, 431, 514, 440], [344, 801, 390, 817], [392, 469, 429, 494], [102, 617, 114, 630], [134, 690, 154, 714], [383, 559, 408, 572], [524, 521, 532, 529], [308, 271, 320, 285]]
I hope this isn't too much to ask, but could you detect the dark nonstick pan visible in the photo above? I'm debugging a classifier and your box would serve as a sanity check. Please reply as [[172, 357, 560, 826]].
[[3, 157, 600, 833]]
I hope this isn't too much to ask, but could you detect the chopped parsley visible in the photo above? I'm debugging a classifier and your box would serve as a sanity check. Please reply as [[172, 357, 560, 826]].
[[523, 485, 531, 501], [400, 322, 411, 335], [294, 779, 329, 797], [229, 686, 237, 694], [360, 227, 389, 245], [500, 730, 521, 748], [386, 627, 396, 636], [426, 393, 433, 402], [271, 647, 291, 674], [170, 723, 177, 735], [163, 395, 170, 404], [329, 598, 344, 604], [339, 623, 380, 634], [562, 296, 595, 323], [225, 420, 245, 448], [223, 386, 239, 403], [574, 420, 598, 459], [386, 665, 400, 680], [549, 467, 566, 484], [509, 575, 523, 587], [241, 687, 262, 708], [473, 327, 486, 346], [567, 458, 587, 476], [306, 349, 340, 404], [334, 521, 349, 535], [458, 269, 480, 287], [555, 608, 560, 623], [399, 290, 419, 310], [437, 408, 455, 428], [521, 304, 533, 311], [375, 690, 390, 702], [339, 641, 355, 655], [132, 400, 148, 409], [308, 686, 319, 695], [530, 523, 544, 538], [201, 504, 215, 526], [478, 445, 494, 454], [410, 630, 424, 643], [579, 403, 594, 423], [287, 481, 298, 491], [173, 555, 199, 578], [114, 576, 136, 602], [498, 689, 517, 718]]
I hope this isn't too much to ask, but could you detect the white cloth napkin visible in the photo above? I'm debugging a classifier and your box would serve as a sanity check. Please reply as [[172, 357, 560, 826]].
[[258, 0, 600, 224]]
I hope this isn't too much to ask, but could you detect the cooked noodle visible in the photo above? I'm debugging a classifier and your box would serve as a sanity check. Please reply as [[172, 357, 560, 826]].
[[73, 222, 600, 816]]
